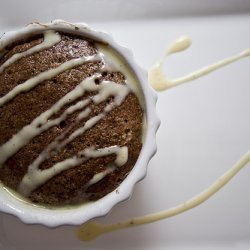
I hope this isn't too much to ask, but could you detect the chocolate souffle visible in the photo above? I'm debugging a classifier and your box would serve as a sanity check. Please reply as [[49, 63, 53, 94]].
[[0, 30, 143, 206]]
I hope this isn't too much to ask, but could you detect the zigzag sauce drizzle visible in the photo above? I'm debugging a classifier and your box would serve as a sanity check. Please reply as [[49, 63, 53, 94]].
[[18, 77, 130, 196], [0, 30, 61, 73], [0, 31, 130, 197], [0, 54, 101, 107]]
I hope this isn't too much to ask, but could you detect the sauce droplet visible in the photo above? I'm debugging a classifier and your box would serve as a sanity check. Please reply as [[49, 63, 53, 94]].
[[166, 35, 192, 55], [76, 151, 250, 241]]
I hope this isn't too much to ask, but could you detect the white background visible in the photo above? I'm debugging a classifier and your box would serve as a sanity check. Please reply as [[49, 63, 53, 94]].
[[0, 0, 250, 249]]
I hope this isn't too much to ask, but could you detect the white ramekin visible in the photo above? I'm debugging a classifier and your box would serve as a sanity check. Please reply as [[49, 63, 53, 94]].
[[0, 20, 160, 227]]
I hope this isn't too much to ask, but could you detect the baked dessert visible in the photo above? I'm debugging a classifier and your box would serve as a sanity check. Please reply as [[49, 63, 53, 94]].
[[0, 29, 143, 206]]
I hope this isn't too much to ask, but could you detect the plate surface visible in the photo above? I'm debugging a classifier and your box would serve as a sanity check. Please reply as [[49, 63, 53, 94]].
[[0, 0, 250, 249]]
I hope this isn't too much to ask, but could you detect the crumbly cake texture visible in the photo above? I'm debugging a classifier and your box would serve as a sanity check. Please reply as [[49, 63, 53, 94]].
[[0, 33, 143, 206]]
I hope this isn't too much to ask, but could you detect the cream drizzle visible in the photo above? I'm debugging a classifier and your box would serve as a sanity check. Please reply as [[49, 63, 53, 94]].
[[0, 56, 129, 168], [77, 150, 250, 241], [97, 44, 144, 108], [18, 78, 129, 195], [148, 36, 250, 91], [0, 30, 61, 74], [0, 30, 136, 199], [85, 166, 115, 188], [84, 146, 128, 167], [0, 54, 101, 107], [19, 146, 128, 196], [76, 36, 250, 241], [14, 76, 130, 194], [84, 146, 128, 188], [0, 99, 90, 166]]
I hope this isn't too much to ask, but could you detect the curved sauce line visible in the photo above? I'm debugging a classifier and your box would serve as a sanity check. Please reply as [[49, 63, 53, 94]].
[[77, 150, 250, 241], [149, 36, 250, 91], [77, 36, 250, 241]]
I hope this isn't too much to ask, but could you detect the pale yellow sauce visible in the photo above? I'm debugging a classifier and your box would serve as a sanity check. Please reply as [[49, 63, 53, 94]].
[[77, 150, 250, 241], [148, 36, 250, 91], [0, 31, 140, 199], [76, 36, 250, 241]]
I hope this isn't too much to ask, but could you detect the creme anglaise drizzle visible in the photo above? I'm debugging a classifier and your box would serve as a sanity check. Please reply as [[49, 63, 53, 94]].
[[0, 30, 138, 198], [76, 36, 250, 241], [0, 29, 249, 241], [0, 30, 61, 74], [77, 150, 250, 241], [149, 36, 250, 91]]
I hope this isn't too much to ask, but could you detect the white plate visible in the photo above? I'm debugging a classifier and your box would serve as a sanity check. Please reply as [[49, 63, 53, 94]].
[[0, 1, 250, 249]]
